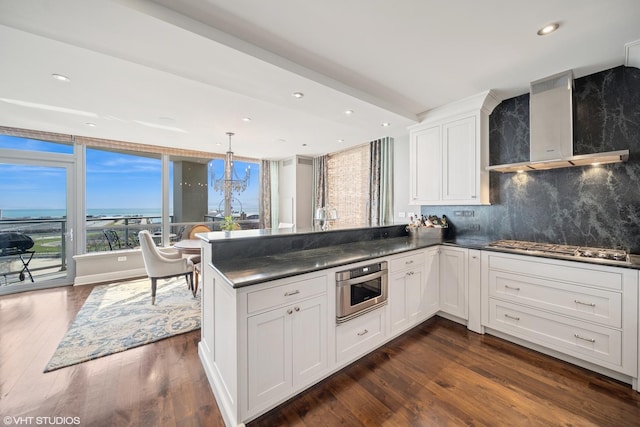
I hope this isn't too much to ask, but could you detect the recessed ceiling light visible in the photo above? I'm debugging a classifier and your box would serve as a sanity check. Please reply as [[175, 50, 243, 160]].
[[51, 73, 70, 82], [85, 122, 96, 127], [537, 23, 559, 36], [242, 117, 252, 122], [338, 139, 344, 143], [292, 92, 304, 99], [381, 122, 391, 127], [344, 110, 354, 115]]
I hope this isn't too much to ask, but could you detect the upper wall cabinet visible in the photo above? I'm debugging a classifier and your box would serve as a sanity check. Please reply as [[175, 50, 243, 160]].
[[409, 90, 500, 206]]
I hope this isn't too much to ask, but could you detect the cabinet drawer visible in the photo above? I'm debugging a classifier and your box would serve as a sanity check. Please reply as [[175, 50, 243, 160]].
[[488, 299, 625, 373], [489, 270, 622, 328], [390, 252, 424, 272], [247, 275, 327, 314], [336, 307, 386, 363], [487, 253, 624, 291]]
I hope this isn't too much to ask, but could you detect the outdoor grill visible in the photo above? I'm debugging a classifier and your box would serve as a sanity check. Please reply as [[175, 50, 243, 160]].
[[0, 231, 35, 282]]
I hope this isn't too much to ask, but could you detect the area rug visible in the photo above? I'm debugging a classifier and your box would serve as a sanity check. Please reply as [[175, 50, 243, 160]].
[[44, 277, 200, 372]]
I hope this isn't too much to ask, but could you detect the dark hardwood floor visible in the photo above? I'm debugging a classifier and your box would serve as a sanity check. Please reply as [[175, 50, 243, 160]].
[[2, 284, 639, 426], [0, 283, 224, 427]]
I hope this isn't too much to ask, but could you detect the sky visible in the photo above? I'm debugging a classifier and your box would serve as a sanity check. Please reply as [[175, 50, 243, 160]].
[[0, 135, 260, 214]]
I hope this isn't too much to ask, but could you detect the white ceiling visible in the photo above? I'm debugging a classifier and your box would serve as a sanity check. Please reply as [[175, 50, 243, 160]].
[[0, 0, 639, 160]]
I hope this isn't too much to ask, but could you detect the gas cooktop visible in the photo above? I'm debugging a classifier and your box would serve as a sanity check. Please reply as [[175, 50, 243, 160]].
[[487, 240, 629, 262]]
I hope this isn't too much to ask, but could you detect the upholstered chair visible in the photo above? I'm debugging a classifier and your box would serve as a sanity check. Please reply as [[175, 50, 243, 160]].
[[138, 230, 195, 304]]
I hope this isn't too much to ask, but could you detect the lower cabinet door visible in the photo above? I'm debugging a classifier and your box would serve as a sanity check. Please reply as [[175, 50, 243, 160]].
[[247, 294, 327, 410], [390, 267, 426, 335], [247, 305, 292, 410], [439, 247, 468, 319], [291, 295, 328, 387], [389, 270, 409, 333]]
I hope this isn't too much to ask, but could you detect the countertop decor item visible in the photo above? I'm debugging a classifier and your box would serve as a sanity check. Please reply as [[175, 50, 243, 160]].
[[406, 214, 448, 240], [221, 215, 241, 231]]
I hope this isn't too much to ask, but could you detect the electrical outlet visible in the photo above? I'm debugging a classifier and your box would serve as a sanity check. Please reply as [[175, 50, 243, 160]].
[[398, 211, 405, 218], [453, 210, 463, 216], [117, 256, 127, 262], [470, 224, 480, 231], [463, 210, 475, 217]]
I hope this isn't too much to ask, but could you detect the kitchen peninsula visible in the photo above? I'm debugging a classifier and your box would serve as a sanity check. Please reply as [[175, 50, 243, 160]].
[[196, 225, 639, 427]]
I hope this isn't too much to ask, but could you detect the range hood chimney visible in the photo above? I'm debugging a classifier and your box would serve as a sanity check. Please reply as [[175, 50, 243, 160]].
[[487, 70, 629, 173]]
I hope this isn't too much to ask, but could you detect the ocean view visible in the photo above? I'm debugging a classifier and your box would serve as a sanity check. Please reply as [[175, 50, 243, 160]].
[[0, 208, 162, 220], [0, 205, 259, 220]]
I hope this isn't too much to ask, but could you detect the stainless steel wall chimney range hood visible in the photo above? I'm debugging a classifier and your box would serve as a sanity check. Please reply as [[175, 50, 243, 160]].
[[487, 70, 629, 173]]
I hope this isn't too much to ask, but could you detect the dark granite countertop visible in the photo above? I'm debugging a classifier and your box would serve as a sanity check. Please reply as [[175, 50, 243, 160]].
[[211, 236, 443, 288], [203, 231, 640, 289]]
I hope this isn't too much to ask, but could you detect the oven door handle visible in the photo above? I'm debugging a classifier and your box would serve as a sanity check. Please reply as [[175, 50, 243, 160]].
[[336, 270, 386, 287]]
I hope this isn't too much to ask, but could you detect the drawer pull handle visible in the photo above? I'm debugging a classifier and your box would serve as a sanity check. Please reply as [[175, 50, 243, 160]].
[[505, 285, 520, 291], [406, 260, 414, 264], [406, 271, 414, 276], [504, 314, 520, 321], [287, 309, 293, 315], [284, 290, 300, 297], [294, 306, 300, 312], [357, 329, 369, 336], [574, 300, 596, 307], [574, 334, 596, 343]]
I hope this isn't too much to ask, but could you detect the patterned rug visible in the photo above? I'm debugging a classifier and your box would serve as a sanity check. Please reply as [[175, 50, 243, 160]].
[[44, 277, 200, 372]]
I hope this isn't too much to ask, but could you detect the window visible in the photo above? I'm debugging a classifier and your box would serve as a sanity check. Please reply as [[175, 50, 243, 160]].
[[326, 144, 370, 228], [0, 132, 73, 154], [85, 147, 161, 252]]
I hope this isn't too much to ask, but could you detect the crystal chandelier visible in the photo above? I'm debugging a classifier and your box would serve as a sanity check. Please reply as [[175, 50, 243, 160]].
[[210, 132, 251, 217]]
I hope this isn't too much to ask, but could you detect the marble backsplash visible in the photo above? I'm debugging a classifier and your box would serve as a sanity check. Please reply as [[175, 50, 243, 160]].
[[421, 65, 640, 253]]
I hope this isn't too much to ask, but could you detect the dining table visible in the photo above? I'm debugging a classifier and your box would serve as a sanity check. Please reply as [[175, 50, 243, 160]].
[[172, 239, 202, 255]]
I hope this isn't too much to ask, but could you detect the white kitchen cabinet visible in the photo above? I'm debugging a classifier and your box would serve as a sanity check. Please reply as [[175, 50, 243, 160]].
[[439, 246, 468, 320], [388, 247, 440, 335], [408, 90, 499, 206], [389, 251, 427, 334], [409, 125, 441, 203], [247, 293, 327, 409], [411, 117, 478, 204], [467, 249, 483, 333], [336, 305, 386, 364], [481, 251, 638, 381], [199, 267, 329, 426], [424, 247, 440, 317]]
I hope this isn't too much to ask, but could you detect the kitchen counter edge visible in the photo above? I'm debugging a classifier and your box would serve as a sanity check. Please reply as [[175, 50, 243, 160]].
[[205, 236, 640, 289]]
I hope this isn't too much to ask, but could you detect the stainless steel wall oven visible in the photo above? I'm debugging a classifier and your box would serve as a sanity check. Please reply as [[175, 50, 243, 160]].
[[336, 261, 388, 323]]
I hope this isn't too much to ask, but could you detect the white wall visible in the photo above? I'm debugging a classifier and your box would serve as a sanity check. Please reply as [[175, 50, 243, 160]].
[[278, 156, 313, 228], [73, 250, 146, 285], [393, 133, 420, 224]]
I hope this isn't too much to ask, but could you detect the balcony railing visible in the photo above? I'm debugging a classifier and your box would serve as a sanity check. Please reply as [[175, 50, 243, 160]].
[[0, 214, 260, 285]]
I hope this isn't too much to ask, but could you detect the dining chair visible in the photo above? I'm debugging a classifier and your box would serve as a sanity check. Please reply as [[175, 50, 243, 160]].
[[188, 224, 210, 239], [138, 230, 195, 304]]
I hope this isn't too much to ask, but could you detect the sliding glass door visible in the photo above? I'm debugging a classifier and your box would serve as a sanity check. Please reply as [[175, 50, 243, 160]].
[[0, 152, 75, 294]]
